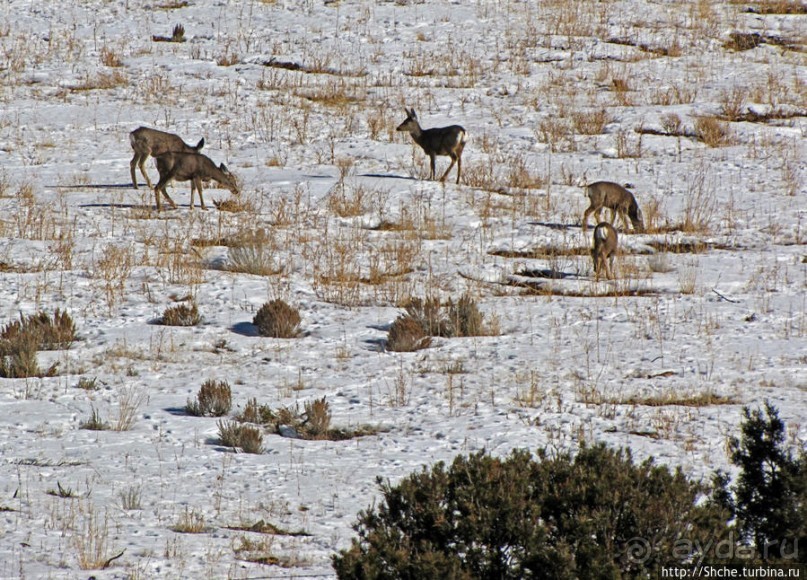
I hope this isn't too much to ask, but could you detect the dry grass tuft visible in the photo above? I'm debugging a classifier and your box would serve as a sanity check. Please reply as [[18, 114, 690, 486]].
[[572, 109, 612, 135], [73, 508, 123, 570], [227, 229, 285, 276], [99, 46, 124, 67], [609, 392, 737, 407], [114, 385, 147, 431], [212, 197, 254, 212], [171, 507, 211, 533], [71, 71, 128, 91], [745, 0, 807, 14], [694, 116, 733, 148], [80, 406, 110, 431]]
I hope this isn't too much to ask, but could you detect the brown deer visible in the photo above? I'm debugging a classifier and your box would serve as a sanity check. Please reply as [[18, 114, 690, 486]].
[[591, 222, 618, 281], [396, 108, 467, 184], [129, 127, 204, 189], [152, 152, 239, 211], [581, 181, 644, 233]]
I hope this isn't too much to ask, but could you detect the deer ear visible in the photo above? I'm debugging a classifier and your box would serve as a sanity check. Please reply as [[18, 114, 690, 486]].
[[220, 163, 228, 172], [409, 108, 417, 118], [197, 138, 205, 149]]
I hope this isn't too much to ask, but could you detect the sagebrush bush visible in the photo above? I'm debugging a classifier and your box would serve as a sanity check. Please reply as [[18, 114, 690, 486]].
[[236, 397, 274, 424], [253, 299, 302, 338], [159, 302, 201, 326], [1, 308, 77, 350], [444, 294, 485, 337], [389, 294, 487, 351], [404, 297, 445, 336], [333, 444, 733, 579], [0, 332, 41, 378], [303, 397, 331, 437], [386, 314, 431, 352], [237, 424, 264, 454], [0, 309, 76, 377], [234, 396, 374, 441], [216, 419, 263, 453], [186, 379, 232, 417], [217, 419, 244, 447]]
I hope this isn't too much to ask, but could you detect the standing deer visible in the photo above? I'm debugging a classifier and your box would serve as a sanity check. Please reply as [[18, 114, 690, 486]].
[[581, 181, 645, 233], [591, 222, 618, 281], [129, 127, 204, 189], [152, 152, 239, 211], [396, 107, 467, 184]]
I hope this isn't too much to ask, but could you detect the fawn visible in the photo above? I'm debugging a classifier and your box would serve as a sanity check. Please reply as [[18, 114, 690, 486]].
[[582, 181, 644, 233], [396, 108, 467, 184], [591, 222, 618, 280], [129, 127, 204, 189], [153, 151, 239, 211]]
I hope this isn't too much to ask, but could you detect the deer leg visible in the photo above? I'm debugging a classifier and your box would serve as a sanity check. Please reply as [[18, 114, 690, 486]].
[[155, 186, 173, 211], [154, 186, 177, 211], [189, 180, 196, 210], [439, 156, 457, 183], [160, 188, 178, 210], [606, 255, 615, 280], [154, 176, 177, 211], [130, 154, 140, 189], [456, 154, 462, 184], [139, 157, 153, 190], [195, 178, 207, 210], [429, 154, 437, 180], [582, 206, 595, 232], [620, 209, 633, 232]]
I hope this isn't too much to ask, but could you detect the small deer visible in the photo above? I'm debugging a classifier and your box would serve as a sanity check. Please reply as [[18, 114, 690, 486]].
[[152, 152, 239, 211], [129, 127, 204, 190], [396, 107, 467, 184], [591, 222, 618, 281], [581, 181, 644, 233]]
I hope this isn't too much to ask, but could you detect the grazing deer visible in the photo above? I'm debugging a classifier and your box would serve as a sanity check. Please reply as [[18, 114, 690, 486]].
[[396, 107, 467, 184], [581, 181, 644, 233], [129, 127, 204, 189], [153, 152, 239, 211], [591, 222, 618, 281]]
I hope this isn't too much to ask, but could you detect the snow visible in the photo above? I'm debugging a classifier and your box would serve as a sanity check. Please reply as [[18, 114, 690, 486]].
[[0, 0, 805, 577]]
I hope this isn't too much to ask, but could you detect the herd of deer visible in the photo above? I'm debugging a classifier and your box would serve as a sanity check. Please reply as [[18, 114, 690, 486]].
[[129, 108, 644, 281]]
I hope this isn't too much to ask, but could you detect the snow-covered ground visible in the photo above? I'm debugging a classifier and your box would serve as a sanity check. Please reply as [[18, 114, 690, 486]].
[[0, 0, 805, 577]]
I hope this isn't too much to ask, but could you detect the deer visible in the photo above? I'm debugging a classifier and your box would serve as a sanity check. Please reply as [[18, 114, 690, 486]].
[[591, 222, 618, 281], [129, 126, 204, 190], [581, 181, 645, 234], [152, 151, 239, 211], [396, 107, 467, 185]]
